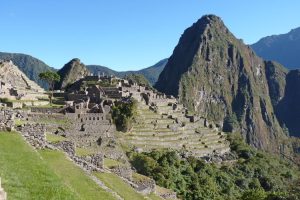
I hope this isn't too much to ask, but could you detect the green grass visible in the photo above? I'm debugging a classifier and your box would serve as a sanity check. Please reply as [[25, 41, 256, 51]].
[[132, 172, 151, 182], [147, 193, 164, 200], [37, 118, 70, 126], [14, 119, 27, 126], [75, 147, 95, 157], [0, 132, 78, 200], [40, 150, 116, 200], [103, 158, 125, 168], [0, 132, 116, 200], [94, 172, 146, 200], [46, 133, 68, 143]]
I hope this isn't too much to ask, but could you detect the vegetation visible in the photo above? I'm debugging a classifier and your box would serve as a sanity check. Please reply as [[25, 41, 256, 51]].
[[112, 99, 137, 132], [125, 74, 152, 88], [0, 132, 78, 199], [128, 133, 300, 200], [75, 147, 95, 157], [46, 133, 68, 143], [40, 150, 116, 200], [94, 172, 145, 200], [103, 158, 125, 169], [39, 71, 60, 105]]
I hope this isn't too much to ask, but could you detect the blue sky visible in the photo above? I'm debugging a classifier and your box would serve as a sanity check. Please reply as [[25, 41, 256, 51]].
[[0, 0, 300, 70]]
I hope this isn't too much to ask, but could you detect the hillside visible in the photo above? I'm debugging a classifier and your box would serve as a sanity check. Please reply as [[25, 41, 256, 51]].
[[251, 27, 300, 69], [55, 58, 90, 90], [155, 15, 291, 152], [0, 52, 54, 89], [87, 58, 168, 85]]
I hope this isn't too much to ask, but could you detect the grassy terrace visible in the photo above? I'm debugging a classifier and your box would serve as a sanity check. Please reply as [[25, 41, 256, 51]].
[[40, 150, 115, 200], [0, 132, 115, 200], [94, 172, 162, 200], [46, 133, 68, 143]]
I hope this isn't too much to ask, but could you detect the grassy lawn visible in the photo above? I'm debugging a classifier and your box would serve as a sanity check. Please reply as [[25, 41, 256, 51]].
[[0, 132, 78, 200], [0, 132, 116, 200], [103, 158, 125, 169], [94, 172, 146, 200], [147, 193, 164, 200], [46, 133, 68, 143], [40, 150, 116, 200], [75, 147, 95, 157]]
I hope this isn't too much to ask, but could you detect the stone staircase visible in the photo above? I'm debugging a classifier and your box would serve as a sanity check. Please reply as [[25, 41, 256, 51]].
[[0, 178, 7, 200], [121, 101, 230, 158]]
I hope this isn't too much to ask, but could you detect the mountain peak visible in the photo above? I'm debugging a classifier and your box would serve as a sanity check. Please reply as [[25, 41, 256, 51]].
[[55, 58, 90, 90], [155, 15, 287, 152]]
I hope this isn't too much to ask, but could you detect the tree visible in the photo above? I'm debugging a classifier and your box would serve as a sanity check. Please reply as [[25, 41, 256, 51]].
[[39, 71, 60, 105]]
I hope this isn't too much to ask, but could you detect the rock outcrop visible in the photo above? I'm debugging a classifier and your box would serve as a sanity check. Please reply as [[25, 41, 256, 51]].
[[55, 58, 90, 90], [155, 15, 288, 152]]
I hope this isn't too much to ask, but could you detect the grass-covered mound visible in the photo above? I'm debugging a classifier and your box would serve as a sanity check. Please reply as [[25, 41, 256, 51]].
[[128, 133, 300, 200], [0, 132, 115, 200]]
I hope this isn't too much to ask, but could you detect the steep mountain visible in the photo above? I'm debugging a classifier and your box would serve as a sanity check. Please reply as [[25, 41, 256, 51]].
[[55, 58, 90, 90], [0, 52, 55, 88], [276, 70, 300, 137], [251, 27, 300, 69], [87, 58, 168, 85], [155, 15, 288, 152]]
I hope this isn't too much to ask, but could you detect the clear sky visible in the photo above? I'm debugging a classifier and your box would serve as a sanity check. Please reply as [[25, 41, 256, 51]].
[[0, 0, 300, 70]]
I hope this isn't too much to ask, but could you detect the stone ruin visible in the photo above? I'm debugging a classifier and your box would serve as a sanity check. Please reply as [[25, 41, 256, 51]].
[[0, 178, 6, 200], [0, 109, 15, 132], [0, 60, 47, 107]]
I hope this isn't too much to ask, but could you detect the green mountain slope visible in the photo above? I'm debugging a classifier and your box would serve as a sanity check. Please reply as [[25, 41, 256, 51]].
[[155, 15, 288, 152], [0, 52, 55, 89]]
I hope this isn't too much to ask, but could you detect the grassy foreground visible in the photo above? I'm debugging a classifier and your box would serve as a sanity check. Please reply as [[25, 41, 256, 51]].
[[0, 132, 115, 200]]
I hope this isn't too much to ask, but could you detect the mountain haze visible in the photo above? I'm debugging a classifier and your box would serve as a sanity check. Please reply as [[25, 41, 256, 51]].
[[251, 27, 300, 69]]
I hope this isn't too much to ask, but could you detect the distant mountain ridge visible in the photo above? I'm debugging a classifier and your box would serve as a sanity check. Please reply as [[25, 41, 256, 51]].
[[251, 27, 300, 69], [87, 58, 168, 85], [0, 52, 55, 88], [0, 51, 167, 88]]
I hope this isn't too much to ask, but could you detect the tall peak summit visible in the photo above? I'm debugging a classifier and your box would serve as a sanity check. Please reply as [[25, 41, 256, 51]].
[[155, 14, 288, 152]]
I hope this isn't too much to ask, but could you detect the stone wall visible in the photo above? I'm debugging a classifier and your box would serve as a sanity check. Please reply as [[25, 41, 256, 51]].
[[0, 178, 6, 200], [0, 109, 14, 131], [110, 166, 133, 180], [18, 124, 47, 149], [31, 107, 64, 114]]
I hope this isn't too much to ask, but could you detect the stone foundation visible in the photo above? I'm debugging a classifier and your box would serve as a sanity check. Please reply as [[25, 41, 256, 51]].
[[0, 178, 7, 200]]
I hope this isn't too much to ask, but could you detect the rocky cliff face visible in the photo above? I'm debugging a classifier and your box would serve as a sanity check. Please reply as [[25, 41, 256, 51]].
[[55, 58, 90, 90], [276, 70, 300, 137], [155, 15, 288, 152]]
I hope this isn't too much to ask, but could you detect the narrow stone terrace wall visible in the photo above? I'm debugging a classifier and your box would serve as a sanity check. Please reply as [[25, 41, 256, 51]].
[[0, 178, 7, 200]]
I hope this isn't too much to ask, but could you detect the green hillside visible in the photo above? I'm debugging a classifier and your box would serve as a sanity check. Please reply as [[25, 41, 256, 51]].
[[0, 132, 116, 200], [0, 52, 55, 89]]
